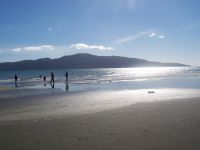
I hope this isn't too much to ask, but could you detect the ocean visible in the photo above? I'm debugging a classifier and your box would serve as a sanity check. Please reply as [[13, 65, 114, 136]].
[[0, 67, 200, 91]]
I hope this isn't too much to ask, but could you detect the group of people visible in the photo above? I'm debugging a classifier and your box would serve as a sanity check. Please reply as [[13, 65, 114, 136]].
[[45, 71, 68, 83], [14, 71, 69, 89]]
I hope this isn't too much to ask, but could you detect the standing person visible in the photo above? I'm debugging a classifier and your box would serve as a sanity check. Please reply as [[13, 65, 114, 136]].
[[14, 74, 18, 82], [50, 72, 54, 83], [43, 76, 46, 82], [14, 74, 18, 88], [43, 76, 47, 87], [65, 71, 68, 82]]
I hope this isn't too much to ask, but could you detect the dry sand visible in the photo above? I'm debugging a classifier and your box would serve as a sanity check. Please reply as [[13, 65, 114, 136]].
[[0, 96, 200, 150]]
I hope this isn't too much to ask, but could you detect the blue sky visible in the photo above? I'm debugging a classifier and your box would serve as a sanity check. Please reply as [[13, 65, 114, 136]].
[[0, 0, 200, 65]]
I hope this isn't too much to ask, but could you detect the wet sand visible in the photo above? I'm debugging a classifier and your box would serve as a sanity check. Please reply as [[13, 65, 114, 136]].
[[0, 88, 200, 150], [0, 97, 200, 150], [1, 88, 200, 122], [0, 86, 12, 92]]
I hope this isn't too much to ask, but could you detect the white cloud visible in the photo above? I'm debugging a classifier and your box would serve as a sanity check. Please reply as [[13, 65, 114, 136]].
[[12, 48, 22, 52], [148, 32, 165, 39], [148, 32, 156, 37], [113, 31, 165, 45], [113, 31, 151, 44], [24, 45, 54, 51], [159, 35, 165, 39], [12, 45, 55, 52], [70, 43, 113, 50]]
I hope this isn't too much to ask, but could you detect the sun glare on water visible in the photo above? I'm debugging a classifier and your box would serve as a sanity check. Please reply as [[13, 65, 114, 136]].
[[115, 67, 184, 79]]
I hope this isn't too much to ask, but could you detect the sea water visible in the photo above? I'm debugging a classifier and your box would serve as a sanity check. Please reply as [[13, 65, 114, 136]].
[[0, 67, 200, 91]]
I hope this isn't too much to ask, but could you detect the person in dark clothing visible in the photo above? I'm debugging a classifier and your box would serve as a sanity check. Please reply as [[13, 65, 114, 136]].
[[43, 76, 46, 82], [50, 72, 54, 83], [14, 74, 18, 88], [65, 71, 68, 82], [14, 74, 18, 82], [43, 76, 46, 86]]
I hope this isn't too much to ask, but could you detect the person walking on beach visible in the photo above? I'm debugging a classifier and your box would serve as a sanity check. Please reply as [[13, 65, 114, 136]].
[[50, 72, 54, 83], [65, 71, 68, 82]]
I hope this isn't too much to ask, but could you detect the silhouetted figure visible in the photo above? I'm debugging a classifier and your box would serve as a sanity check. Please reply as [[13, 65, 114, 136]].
[[50, 72, 54, 83], [39, 75, 42, 79], [43, 76, 46, 82], [43, 76, 47, 87], [65, 71, 68, 82], [50, 83, 55, 89], [14, 74, 18, 88], [65, 82, 69, 91], [15, 74, 18, 82]]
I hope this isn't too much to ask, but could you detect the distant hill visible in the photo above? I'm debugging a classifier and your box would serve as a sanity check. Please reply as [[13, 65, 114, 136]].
[[0, 53, 188, 70]]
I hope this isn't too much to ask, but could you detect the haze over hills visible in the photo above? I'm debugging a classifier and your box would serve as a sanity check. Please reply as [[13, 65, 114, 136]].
[[0, 53, 188, 70]]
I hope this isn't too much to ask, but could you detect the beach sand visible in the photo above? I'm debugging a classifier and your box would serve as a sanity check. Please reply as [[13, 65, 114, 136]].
[[0, 86, 12, 92], [0, 89, 200, 150]]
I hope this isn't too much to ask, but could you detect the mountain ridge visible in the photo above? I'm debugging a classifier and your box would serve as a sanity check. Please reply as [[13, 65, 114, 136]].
[[0, 53, 189, 70]]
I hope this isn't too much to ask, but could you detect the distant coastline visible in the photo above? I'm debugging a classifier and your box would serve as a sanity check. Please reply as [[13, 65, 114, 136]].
[[0, 53, 189, 70]]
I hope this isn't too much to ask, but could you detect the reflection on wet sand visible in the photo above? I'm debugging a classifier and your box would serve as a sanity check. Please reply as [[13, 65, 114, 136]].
[[65, 82, 69, 91], [50, 83, 55, 89]]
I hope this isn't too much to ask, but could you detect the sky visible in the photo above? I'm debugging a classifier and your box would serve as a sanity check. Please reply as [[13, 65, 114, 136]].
[[0, 0, 200, 66]]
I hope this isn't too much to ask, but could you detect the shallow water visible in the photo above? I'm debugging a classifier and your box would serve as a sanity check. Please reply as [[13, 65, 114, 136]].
[[0, 67, 200, 91]]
